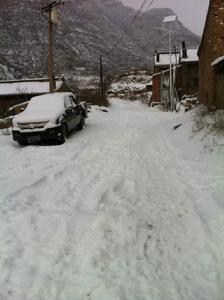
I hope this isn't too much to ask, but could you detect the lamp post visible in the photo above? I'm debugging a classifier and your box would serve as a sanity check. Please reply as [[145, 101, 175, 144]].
[[163, 15, 177, 111], [153, 15, 177, 111]]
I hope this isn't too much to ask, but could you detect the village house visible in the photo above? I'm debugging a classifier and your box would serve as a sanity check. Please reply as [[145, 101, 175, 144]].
[[198, 0, 224, 109], [151, 43, 199, 107], [151, 51, 180, 106], [0, 77, 73, 117]]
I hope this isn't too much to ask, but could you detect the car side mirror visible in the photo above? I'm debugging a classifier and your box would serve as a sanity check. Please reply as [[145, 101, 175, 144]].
[[65, 107, 73, 113]]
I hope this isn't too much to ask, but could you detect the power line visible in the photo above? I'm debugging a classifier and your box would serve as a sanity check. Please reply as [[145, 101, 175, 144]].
[[107, 0, 155, 57], [145, 0, 155, 12]]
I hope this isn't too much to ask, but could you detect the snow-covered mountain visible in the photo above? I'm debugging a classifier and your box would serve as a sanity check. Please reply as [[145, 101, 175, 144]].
[[0, 0, 200, 79]]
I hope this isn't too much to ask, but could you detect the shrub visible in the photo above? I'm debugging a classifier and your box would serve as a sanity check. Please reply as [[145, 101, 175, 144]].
[[78, 89, 110, 107], [193, 105, 224, 134]]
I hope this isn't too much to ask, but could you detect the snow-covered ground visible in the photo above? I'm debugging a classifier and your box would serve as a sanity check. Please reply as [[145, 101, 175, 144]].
[[109, 72, 152, 104], [0, 99, 223, 300]]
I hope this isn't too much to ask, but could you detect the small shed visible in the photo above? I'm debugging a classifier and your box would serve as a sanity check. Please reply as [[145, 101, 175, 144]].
[[0, 77, 73, 117]]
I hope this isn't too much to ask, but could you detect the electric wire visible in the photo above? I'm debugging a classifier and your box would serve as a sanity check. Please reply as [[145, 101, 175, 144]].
[[107, 0, 155, 57]]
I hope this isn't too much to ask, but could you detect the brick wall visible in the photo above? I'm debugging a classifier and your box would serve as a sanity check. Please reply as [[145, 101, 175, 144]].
[[151, 73, 161, 103], [198, 0, 224, 109], [181, 62, 199, 96]]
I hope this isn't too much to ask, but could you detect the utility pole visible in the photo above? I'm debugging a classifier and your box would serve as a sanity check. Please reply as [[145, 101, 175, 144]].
[[168, 24, 173, 111], [41, 1, 64, 93], [99, 55, 104, 95]]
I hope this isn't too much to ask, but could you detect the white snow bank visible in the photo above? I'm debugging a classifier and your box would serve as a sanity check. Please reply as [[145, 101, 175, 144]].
[[211, 55, 224, 67]]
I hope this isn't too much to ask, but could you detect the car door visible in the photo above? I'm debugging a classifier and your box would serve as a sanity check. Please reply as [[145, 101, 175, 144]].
[[64, 96, 76, 131], [69, 95, 81, 128]]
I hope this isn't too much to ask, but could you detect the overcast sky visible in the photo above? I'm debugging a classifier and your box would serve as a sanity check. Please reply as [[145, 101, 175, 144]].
[[120, 0, 210, 35]]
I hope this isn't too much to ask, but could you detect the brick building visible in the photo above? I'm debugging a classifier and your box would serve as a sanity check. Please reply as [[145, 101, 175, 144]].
[[198, 0, 224, 109], [151, 52, 180, 107], [151, 44, 199, 106]]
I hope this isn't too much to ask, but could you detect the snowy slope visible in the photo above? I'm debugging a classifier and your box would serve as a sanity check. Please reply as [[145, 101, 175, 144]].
[[0, 1, 200, 79], [0, 100, 223, 300]]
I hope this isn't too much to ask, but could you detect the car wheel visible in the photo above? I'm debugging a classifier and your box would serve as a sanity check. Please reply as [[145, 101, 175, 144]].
[[58, 123, 68, 144], [77, 118, 85, 131], [18, 140, 27, 146]]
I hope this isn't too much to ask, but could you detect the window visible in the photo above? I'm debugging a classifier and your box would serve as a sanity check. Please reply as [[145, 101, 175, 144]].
[[64, 97, 73, 108], [69, 96, 78, 106]]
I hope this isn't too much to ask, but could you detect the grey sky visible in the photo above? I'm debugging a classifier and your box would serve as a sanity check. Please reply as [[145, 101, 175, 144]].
[[120, 0, 210, 35]]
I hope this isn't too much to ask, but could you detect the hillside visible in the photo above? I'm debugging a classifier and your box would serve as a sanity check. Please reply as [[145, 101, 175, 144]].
[[0, 0, 200, 79]]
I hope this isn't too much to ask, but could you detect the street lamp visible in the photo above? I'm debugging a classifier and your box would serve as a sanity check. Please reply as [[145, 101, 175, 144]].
[[163, 15, 177, 111], [152, 26, 172, 110]]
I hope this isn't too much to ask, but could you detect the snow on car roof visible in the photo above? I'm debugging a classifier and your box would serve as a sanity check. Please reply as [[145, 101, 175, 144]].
[[0, 78, 64, 96], [30, 92, 72, 104], [25, 93, 71, 112], [13, 93, 74, 122]]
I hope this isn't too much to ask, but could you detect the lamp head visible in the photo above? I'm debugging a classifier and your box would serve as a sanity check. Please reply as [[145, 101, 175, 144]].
[[163, 15, 177, 23]]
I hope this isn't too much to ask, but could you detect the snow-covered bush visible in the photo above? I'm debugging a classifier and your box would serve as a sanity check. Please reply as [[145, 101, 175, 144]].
[[0, 128, 11, 136], [0, 117, 12, 135], [78, 89, 110, 107], [193, 105, 224, 134], [213, 110, 224, 131], [192, 105, 209, 132], [191, 105, 224, 153]]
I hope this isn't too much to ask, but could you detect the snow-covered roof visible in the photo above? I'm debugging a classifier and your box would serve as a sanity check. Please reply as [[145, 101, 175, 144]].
[[0, 78, 64, 96], [154, 52, 180, 66], [180, 48, 199, 62], [211, 55, 224, 67]]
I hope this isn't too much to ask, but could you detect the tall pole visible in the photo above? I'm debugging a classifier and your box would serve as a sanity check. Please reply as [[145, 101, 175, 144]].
[[99, 55, 104, 95], [48, 10, 55, 93], [42, 1, 64, 93], [169, 26, 173, 111]]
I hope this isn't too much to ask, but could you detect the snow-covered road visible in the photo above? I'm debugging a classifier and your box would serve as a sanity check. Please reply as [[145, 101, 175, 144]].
[[0, 100, 223, 300]]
